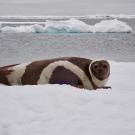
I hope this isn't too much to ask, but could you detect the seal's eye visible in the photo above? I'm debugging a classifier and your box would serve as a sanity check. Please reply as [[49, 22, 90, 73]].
[[93, 64, 98, 69], [103, 64, 107, 69]]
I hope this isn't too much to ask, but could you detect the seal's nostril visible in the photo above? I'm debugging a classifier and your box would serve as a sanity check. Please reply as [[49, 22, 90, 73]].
[[99, 69, 105, 75]]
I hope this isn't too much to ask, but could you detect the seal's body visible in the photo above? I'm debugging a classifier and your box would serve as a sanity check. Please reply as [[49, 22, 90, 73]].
[[0, 57, 110, 90]]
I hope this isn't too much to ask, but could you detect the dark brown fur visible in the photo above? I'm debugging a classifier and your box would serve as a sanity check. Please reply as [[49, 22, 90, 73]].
[[0, 64, 19, 70], [68, 58, 98, 89], [49, 66, 83, 87], [21, 57, 93, 85], [21, 58, 67, 85], [0, 65, 17, 85]]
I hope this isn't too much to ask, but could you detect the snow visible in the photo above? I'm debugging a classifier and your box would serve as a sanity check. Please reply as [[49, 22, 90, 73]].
[[92, 19, 132, 33], [0, 61, 135, 135], [87, 14, 135, 19], [44, 19, 90, 33], [0, 14, 135, 19], [1, 24, 45, 33], [0, 18, 132, 33], [0, 21, 46, 25]]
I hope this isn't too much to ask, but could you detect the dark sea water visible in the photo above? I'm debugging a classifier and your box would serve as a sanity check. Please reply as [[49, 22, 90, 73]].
[[0, 18, 135, 66]]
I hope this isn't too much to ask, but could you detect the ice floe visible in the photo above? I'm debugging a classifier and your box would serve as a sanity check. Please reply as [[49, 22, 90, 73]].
[[0, 18, 132, 33], [0, 61, 135, 135]]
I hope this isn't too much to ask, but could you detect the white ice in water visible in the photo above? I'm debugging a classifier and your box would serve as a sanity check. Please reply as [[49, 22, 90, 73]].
[[0, 18, 132, 33], [0, 61, 135, 135], [44, 19, 90, 33], [0, 15, 135, 19], [1, 24, 45, 33], [91, 19, 132, 33]]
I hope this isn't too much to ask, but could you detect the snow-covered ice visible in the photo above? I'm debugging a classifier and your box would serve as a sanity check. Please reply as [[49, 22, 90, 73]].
[[0, 61, 135, 135], [92, 19, 132, 33], [1, 24, 44, 33], [0, 18, 132, 33], [1, 14, 135, 20]]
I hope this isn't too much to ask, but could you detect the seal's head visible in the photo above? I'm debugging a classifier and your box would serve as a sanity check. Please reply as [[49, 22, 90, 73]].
[[89, 60, 110, 81]]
